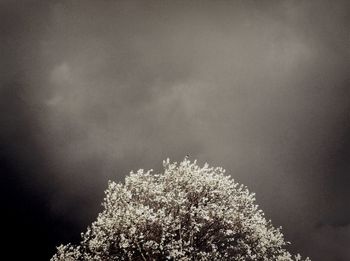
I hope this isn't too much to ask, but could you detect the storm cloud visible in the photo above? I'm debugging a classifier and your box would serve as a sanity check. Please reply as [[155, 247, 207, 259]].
[[1, 1, 349, 260]]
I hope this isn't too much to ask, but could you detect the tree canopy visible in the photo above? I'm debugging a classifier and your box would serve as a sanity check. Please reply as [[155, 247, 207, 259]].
[[52, 158, 310, 260]]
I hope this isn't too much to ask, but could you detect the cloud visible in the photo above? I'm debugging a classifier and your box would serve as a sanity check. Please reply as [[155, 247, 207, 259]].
[[1, 1, 349, 259], [309, 224, 350, 261]]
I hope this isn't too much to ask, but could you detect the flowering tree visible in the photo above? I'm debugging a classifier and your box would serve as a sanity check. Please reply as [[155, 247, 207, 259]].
[[52, 158, 310, 260]]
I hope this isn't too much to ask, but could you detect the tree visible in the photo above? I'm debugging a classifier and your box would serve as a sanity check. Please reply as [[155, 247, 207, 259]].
[[52, 158, 310, 260]]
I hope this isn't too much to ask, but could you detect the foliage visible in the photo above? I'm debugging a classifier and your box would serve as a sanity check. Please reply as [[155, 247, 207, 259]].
[[52, 158, 310, 260]]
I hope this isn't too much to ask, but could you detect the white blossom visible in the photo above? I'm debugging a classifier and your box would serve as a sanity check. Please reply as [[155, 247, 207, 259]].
[[51, 158, 310, 260]]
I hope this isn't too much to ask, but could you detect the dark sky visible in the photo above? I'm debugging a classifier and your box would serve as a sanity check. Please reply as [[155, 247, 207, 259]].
[[1, 1, 349, 260]]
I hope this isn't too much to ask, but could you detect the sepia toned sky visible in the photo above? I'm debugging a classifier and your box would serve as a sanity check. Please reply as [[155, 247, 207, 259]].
[[1, 1, 349, 260]]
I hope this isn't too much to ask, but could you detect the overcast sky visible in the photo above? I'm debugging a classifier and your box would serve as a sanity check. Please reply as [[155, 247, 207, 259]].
[[1, 1, 349, 260]]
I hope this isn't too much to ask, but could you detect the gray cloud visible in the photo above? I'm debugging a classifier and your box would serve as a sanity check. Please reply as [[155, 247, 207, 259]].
[[309, 224, 350, 261], [1, 0, 349, 259]]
